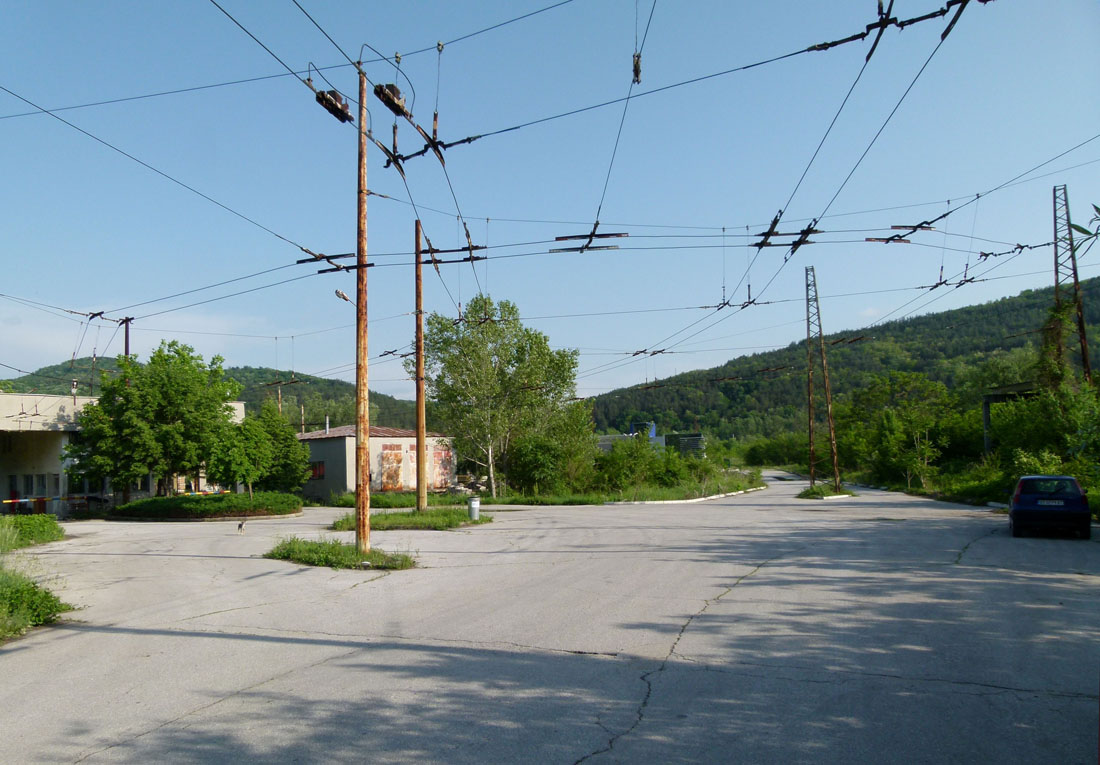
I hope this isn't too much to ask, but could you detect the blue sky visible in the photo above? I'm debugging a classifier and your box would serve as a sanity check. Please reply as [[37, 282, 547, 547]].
[[2, 1, 1099, 399]]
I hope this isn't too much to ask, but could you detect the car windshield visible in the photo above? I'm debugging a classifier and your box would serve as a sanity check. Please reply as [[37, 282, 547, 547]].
[[1019, 478, 1079, 498]]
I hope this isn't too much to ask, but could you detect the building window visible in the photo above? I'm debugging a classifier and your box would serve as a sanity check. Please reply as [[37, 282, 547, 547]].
[[24, 475, 33, 496], [50, 474, 61, 497], [310, 462, 325, 480], [35, 474, 47, 496]]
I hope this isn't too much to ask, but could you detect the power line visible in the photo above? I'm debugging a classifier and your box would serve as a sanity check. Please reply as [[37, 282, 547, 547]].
[[391, 0, 981, 163], [107, 262, 302, 314], [0, 83, 311, 253], [0, 2, 580, 123], [133, 272, 321, 320], [591, 0, 656, 224], [208, 0, 309, 85]]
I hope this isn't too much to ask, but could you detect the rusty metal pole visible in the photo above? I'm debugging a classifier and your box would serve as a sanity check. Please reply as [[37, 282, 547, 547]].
[[355, 68, 371, 553], [415, 220, 428, 511], [818, 323, 842, 494], [806, 273, 816, 488]]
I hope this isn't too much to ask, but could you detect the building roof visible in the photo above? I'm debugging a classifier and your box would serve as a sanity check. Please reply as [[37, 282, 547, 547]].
[[0, 393, 96, 432], [297, 424, 447, 441]]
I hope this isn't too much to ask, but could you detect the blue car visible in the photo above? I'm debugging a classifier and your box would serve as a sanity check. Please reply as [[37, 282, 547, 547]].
[[1009, 475, 1092, 539]]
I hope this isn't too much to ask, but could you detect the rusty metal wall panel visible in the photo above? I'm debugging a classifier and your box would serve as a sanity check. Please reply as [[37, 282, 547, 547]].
[[432, 446, 455, 489], [380, 443, 403, 492]]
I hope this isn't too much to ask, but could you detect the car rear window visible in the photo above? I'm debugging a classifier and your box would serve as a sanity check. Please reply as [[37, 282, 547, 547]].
[[1018, 479, 1080, 498]]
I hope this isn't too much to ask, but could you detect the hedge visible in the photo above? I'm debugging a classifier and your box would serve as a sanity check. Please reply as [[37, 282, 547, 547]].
[[113, 492, 302, 519]]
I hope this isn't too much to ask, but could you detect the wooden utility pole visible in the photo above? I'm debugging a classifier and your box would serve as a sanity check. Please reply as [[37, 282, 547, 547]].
[[415, 219, 428, 511], [355, 67, 371, 552]]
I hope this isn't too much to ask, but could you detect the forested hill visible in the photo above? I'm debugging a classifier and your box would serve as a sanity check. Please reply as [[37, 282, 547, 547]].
[[591, 277, 1100, 440], [0, 359, 415, 430]]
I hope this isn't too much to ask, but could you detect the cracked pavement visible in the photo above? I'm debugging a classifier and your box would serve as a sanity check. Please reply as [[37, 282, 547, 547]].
[[2, 472, 1098, 763]]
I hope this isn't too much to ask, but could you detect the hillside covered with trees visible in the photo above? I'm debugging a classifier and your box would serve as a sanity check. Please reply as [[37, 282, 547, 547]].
[[1, 358, 416, 431], [592, 277, 1100, 439]]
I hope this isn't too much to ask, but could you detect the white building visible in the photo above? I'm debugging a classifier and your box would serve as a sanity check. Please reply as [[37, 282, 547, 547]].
[[297, 424, 456, 501], [0, 392, 245, 515], [1, 392, 96, 515]]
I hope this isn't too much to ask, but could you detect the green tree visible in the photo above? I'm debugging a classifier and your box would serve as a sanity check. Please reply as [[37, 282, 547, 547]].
[[65, 341, 241, 495], [207, 416, 272, 500], [255, 401, 311, 493], [411, 294, 579, 497]]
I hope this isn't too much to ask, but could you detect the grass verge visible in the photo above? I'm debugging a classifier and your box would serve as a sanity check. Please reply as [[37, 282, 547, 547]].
[[1, 514, 65, 548], [332, 507, 492, 531], [1, 515, 73, 641], [328, 470, 764, 509], [796, 485, 856, 499], [113, 492, 301, 519], [328, 491, 461, 509], [265, 537, 414, 570]]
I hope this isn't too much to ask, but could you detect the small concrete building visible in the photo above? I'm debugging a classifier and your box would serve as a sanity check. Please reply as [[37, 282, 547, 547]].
[[1, 392, 96, 515], [1, 392, 245, 515], [297, 424, 455, 501]]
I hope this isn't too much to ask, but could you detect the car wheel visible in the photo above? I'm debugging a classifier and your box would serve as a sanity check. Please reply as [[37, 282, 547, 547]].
[[1010, 517, 1022, 538], [1081, 524, 1092, 540]]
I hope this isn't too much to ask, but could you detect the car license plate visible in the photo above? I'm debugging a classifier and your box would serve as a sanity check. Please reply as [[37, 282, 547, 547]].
[[1037, 500, 1064, 506]]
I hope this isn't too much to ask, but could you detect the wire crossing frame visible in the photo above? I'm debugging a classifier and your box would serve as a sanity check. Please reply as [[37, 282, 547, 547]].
[[805, 266, 842, 492]]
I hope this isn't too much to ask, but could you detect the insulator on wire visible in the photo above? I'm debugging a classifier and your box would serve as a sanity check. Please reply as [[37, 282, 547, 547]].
[[632, 53, 641, 84]]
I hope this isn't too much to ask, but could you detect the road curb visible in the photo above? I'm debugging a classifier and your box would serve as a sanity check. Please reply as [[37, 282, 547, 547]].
[[99, 511, 305, 523], [604, 485, 767, 506]]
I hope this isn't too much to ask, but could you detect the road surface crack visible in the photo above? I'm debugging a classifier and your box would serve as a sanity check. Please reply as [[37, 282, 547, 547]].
[[954, 525, 1000, 564], [573, 545, 806, 763]]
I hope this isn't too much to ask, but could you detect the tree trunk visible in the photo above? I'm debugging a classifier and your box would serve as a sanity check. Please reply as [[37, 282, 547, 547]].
[[487, 443, 497, 498]]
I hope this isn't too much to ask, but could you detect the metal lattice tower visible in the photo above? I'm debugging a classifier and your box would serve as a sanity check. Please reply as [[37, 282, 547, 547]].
[[805, 266, 841, 492], [1053, 185, 1092, 383]]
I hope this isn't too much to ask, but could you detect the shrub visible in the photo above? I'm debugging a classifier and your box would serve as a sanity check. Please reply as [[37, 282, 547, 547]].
[[743, 433, 805, 466], [0, 567, 73, 639], [1, 515, 65, 549], [1011, 448, 1064, 477], [506, 434, 566, 495], [113, 492, 301, 518]]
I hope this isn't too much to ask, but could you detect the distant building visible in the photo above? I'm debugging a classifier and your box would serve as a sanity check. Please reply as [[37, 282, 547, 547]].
[[1, 392, 95, 515], [0, 392, 245, 515], [596, 424, 705, 456], [297, 424, 455, 501]]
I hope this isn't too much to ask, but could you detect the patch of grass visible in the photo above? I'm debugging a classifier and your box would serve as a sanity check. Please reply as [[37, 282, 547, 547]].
[[0, 515, 65, 549], [113, 492, 301, 519], [480, 493, 607, 506], [797, 484, 856, 499], [332, 507, 491, 531], [330, 471, 765, 510], [264, 537, 414, 570]]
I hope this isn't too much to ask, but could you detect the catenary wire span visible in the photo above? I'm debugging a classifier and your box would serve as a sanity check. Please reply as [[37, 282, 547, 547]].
[[0, 2, 580, 122], [0, 84, 313, 255]]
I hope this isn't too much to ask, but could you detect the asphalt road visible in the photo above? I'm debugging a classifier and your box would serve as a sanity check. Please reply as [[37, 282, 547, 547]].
[[3, 473, 1098, 763]]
